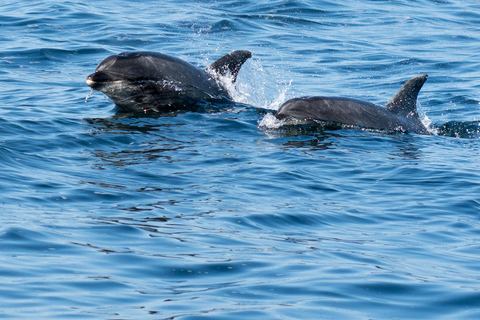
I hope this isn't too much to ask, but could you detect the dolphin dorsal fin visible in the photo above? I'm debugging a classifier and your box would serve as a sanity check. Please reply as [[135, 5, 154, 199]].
[[386, 74, 428, 119], [208, 50, 252, 83]]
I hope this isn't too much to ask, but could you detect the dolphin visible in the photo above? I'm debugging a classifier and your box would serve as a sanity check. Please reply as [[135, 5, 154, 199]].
[[275, 74, 429, 134], [86, 50, 252, 113]]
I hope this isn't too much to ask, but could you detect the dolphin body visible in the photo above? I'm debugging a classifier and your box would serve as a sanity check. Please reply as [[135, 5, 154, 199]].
[[86, 50, 252, 113], [276, 74, 429, 134]]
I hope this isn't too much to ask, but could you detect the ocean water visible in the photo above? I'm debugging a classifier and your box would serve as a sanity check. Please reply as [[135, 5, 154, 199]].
[[1, 0, 480, 319]]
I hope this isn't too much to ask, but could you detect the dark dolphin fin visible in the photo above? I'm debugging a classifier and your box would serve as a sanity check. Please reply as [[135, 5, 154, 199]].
[[208, 50, 252, 83], [386, 74, 428, 119]]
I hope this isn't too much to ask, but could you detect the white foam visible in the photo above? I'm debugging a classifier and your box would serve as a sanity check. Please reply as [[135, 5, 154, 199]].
[[258, 113, 285, 129]]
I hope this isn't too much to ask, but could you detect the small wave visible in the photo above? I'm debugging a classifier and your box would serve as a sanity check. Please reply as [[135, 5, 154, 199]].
[[433, 121, 480, 139]]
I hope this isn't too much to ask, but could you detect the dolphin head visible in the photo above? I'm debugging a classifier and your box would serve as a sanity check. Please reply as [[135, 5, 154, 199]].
[[86, 52, 172, 89], [86, 50, 252, 112], [86, 52, 206, 112]]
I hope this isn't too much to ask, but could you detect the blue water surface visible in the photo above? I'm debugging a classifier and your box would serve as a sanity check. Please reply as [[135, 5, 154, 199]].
[[1, 0, 480, 319]]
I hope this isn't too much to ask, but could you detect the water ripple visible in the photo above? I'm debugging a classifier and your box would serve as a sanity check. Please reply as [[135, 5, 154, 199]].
[[1, 0, 480, 319]]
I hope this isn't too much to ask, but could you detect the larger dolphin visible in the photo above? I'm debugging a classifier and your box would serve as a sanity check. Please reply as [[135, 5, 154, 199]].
[[276, 74, 429, 134], [86, 50, 252, 113]]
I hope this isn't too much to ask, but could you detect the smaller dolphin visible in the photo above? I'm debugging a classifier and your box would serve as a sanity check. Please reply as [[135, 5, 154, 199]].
[[86, 50, 252, 113], [276, 74, 429, 134]]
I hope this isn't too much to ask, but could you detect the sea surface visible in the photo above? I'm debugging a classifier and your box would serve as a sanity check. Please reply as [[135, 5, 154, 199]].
[[1, 0, 480, 319]]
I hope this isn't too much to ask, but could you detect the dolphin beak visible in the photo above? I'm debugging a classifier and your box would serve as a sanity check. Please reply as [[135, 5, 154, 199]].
[[86, 73, 96, 88], [86, 71, 119, 89]]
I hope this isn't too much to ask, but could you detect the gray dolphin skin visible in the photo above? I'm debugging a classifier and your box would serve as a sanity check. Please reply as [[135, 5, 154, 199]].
[[276, 74, 429, 134], [86, 50, 252, 112]]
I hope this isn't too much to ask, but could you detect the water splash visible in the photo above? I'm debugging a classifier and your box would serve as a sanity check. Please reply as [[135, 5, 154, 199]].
[[418, 102, 480, 138], [258, 113, 285, 129], [84, 89, 95, 103], [212, 57, 294, 110], [422, 118, 437, 135], [416, 101, 437, 135]]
